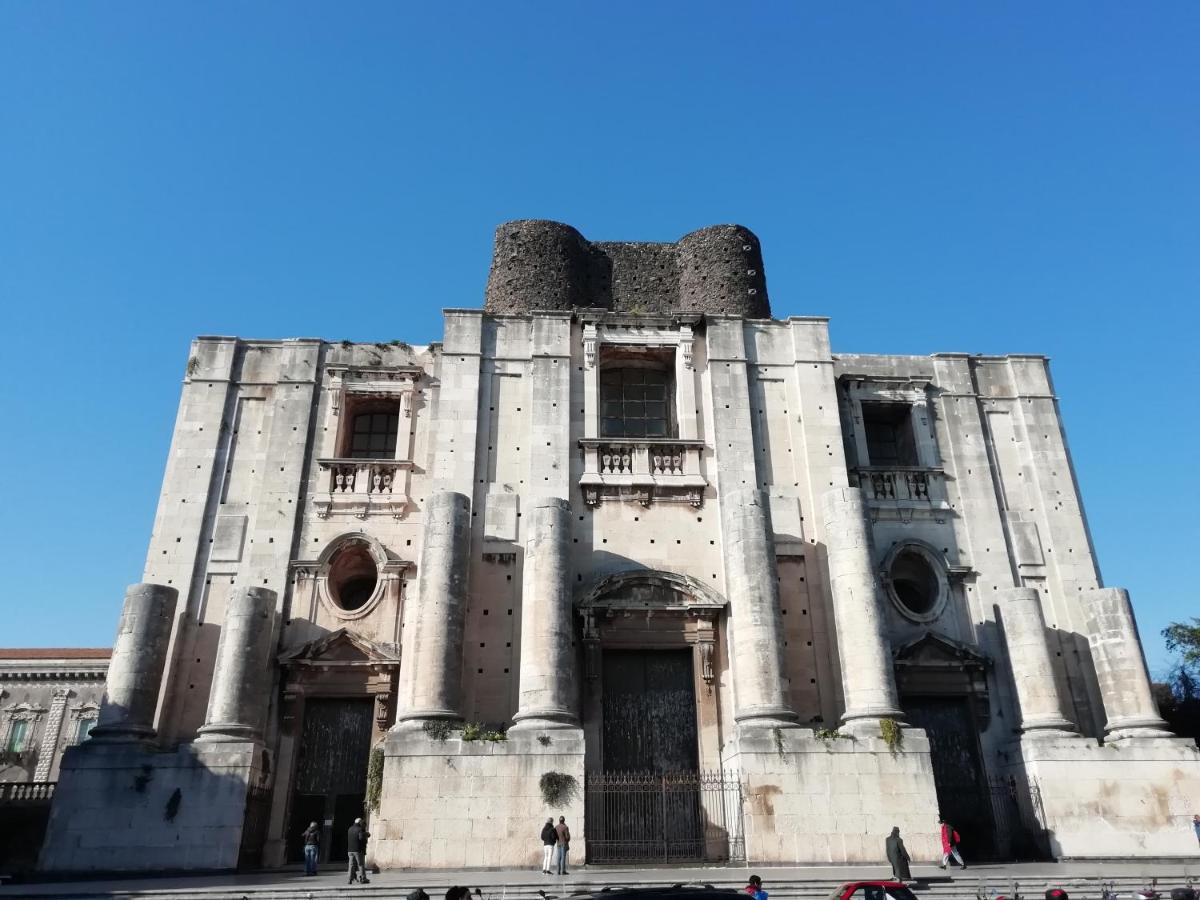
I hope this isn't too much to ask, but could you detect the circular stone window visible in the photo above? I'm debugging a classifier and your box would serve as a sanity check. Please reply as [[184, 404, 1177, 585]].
[[328, 542, 379, 612], [885, 545, 947, 622]]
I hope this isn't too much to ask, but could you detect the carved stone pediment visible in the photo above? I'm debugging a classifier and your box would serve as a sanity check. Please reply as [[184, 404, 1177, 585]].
[[279, 628, 400, 669], [894, 631, 990, 671]]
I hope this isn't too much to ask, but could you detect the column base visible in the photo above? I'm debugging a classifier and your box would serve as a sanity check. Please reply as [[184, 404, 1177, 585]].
[[85, 724, 157, 745], [734, 705, 800, 729], [1105, 715, 1173, 740], [195, 722, 262, 743], [509, 708, 578, 730], [1020, 715, 1078, 738]]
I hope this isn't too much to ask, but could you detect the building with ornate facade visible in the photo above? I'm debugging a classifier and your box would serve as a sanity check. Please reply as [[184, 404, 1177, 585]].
[[0, 649, 108, 874], [39, 222, 1200, 874]]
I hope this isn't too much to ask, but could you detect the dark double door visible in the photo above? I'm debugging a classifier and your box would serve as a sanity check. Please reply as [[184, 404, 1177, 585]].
[[590, 649, 718, 863], [287, 698, 374, 863], [903, 697, 994, 860]]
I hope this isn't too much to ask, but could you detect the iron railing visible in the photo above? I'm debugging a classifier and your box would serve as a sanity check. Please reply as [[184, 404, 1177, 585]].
[[585, 770, 744, 864]]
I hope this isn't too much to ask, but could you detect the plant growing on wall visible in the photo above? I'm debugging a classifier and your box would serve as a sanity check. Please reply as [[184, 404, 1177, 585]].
[[879, 718, 903, 753], [814, 727, 852, 743], [423, 720, 455, 742], [539, 771, 579, 808], [366, 746, 384, 811]]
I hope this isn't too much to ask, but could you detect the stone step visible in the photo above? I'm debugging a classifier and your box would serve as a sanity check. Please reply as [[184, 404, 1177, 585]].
[[12, 872, 1198, 900]]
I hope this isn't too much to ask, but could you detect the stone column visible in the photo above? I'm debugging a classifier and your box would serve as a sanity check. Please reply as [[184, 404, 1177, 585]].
[[196, 586, 277, 743], [397, 490, 471, 723], [820, 487, 904, 730], [998, 588, 1076, 736], [722, 487, 798, 727], [89, 583, 179, 743], [511, 497, 577, 729], [1082, 587, 1171, 740]]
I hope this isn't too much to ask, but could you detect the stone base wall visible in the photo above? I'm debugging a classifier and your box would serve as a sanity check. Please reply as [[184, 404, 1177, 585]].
[[1008, 735, 1200, 859], [373, 726, 585, 869], [729, 726, 941, 864], [39, 741, 261, 873]]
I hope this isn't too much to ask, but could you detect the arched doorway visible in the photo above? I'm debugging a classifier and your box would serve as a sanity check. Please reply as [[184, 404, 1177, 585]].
[[576, 570, 743, 864]]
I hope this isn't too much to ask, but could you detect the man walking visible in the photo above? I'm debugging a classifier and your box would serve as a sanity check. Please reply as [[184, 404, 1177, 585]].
[[939, 816, 966, 869], [885, 826, 911, 883], [347, 817, 371, 885], [554, 815, 571, 876], [301, 820, 321, 876], [540, 817, 557, 874]]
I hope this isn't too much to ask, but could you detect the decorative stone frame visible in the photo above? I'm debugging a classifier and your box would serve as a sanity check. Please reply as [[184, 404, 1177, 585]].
[[838, 376, 950, 519], [292, 533, 411, 622], [315, 365, 423, 519], [1, 701, 44, 757], [893, 631, 992, 730], [880, 539, 952, 624], [578, 313, 708, 507], [67, 699, 100, 746], [576, 569, 727, 772]]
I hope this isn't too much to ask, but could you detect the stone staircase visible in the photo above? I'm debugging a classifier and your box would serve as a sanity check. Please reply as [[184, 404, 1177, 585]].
[[10, 870, 1199, 900]]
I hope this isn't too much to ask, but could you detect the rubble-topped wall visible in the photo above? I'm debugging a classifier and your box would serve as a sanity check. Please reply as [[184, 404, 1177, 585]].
[[484, 220, 771, 317]]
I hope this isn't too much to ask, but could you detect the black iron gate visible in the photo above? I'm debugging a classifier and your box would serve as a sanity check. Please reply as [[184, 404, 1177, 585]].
[[585, 770, 744, 864], [987, 775, 1051, 861]]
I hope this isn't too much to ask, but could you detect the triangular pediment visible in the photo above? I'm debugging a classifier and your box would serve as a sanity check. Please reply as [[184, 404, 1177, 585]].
[[279, 628, 400, 666], [894, 631, 989, 670]]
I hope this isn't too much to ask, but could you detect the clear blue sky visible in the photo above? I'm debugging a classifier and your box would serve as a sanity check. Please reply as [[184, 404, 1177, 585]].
[[0, 3, 1196, 674]]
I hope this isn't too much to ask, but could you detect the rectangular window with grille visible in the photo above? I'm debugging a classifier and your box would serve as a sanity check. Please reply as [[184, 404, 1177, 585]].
[[344, 403, 400, 459], [600, 367, 674, 438], [862, 401, 918, 466]]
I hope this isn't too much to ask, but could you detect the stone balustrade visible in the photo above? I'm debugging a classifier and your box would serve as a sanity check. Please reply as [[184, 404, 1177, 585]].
[[314, 458, 412, 518], [853, 466, 945, 502], [580, 438, 707, 506]]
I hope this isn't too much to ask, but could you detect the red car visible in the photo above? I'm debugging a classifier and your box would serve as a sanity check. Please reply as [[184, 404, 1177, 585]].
[[827, 882, 921, 900]]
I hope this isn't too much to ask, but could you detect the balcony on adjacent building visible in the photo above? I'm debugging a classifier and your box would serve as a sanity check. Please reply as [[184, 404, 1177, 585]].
[[579, 438, 707, 507], [314, 458, 412, 519]]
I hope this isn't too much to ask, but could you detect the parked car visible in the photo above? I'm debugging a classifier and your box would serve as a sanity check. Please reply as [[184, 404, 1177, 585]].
[[827, 882, 921, 900]]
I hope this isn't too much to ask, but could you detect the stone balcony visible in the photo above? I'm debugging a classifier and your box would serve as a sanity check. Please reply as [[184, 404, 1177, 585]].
[[313, 458, 412, 519], [852, 465, 951, 521], [579, 438, 707, 507]]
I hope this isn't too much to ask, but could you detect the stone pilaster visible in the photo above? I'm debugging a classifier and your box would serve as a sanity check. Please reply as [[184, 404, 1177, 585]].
[[511, 497, 576, 729], [722, 487, 798, 728], [32, 688, 70, 781], [397, 490, 471, 723], [998, 587, 1076, 735], [196, 586, 276, 743], [1082, 587, 1171, 740], [820, 487, 904, 730], [89, 583, 178, 743]]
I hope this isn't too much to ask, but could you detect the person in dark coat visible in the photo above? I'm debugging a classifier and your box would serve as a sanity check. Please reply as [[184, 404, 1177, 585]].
[[885, 826, 912, 882], [540, 818, 557, 874], [347, 818, 370, 885], [301, 821, 321, 876]]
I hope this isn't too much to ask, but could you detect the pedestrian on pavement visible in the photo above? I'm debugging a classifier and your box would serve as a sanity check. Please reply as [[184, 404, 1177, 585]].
[[885, 826, 912, 883], [347, 817, 371, 885], [1193, 813, 1200, 846], [301, 820, 321, 876], [938, 815, 966, 869], [745, 875, 768, 900], [554, 815, 571, 875], [540, 817, 557, 874]]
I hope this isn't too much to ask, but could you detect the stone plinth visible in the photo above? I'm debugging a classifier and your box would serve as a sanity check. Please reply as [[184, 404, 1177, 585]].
[[39, 740, 263, 873], [89, 583, 177, 744], [1007, 734, 1200, 858], [373, 726, 585, 869], [726, 727, 940, 864]]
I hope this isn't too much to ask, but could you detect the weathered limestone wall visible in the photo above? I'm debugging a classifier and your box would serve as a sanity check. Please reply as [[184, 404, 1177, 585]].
[[374, 728, 585, 869], [731, 727, 940, 864], [39, 741, 263, 872], [1007, 736, 1200, 858]]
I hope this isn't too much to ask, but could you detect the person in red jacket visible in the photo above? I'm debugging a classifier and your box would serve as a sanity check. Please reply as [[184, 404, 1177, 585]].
[[939, 816, 966, 869]]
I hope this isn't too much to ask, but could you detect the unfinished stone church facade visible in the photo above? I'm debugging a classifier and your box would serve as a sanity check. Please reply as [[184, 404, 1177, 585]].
[[41, 222, 1200, 873]]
